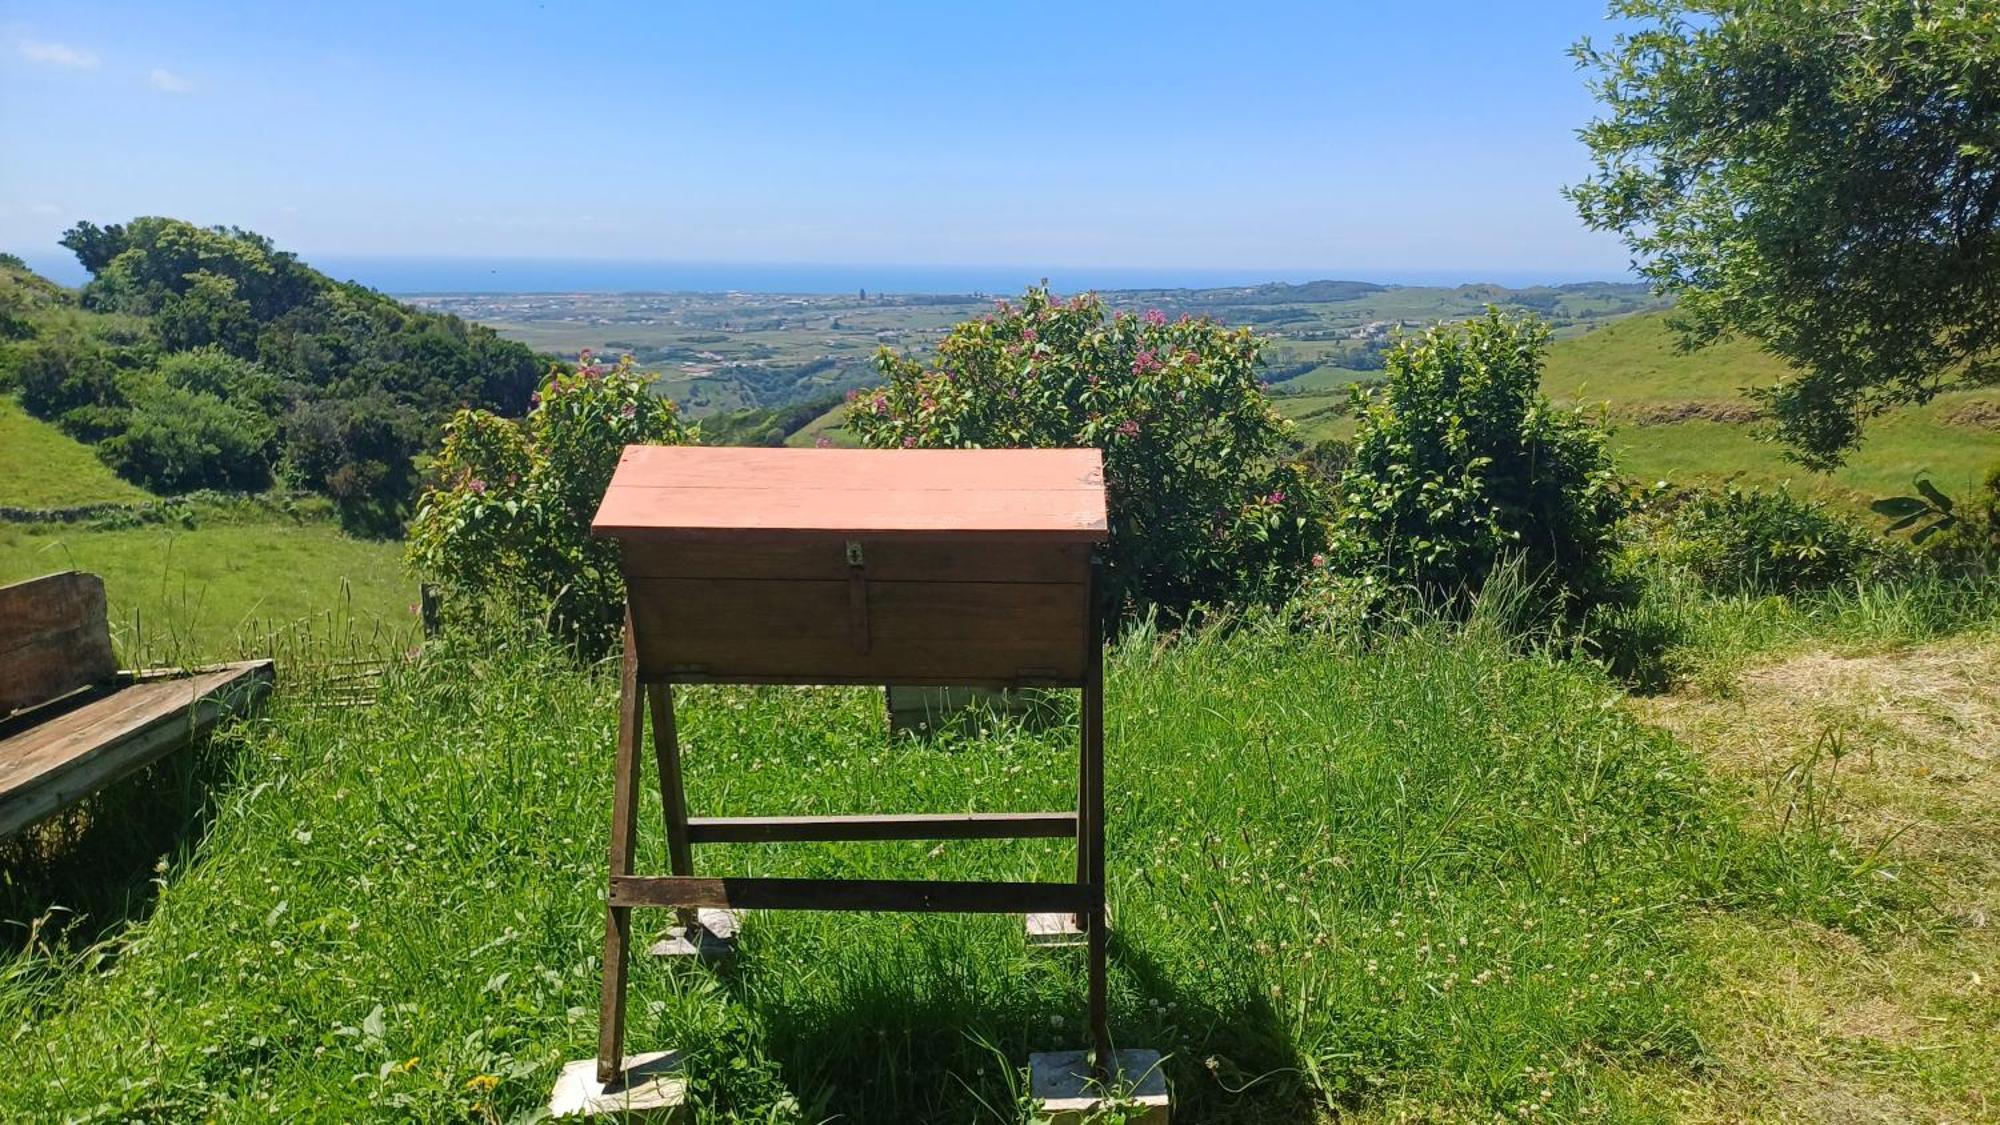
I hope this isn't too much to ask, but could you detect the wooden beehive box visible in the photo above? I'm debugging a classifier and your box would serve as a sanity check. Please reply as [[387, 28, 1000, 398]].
[[591, 447, 1108, 687]]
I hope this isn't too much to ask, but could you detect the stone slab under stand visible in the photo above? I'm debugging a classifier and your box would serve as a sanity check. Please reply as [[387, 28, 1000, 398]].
[[648, 907, 740, 959], [1028, 1049, 1170, 1124], [549, 1050, 687, 1119], [1025, 904, 1113, 948]]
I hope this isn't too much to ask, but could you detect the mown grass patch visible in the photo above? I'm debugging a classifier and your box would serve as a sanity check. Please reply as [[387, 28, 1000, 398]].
[[1618, 623, 2000, 1122], [0, 395, 152, 509], [0, 620, 1882, 1122]]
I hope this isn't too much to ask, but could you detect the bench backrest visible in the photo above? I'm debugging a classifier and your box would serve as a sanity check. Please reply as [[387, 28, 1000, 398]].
[[0, 571, 117, 716]]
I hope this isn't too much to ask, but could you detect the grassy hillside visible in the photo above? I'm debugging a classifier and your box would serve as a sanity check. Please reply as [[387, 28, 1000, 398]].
[[6, 587, 1993, 1121], [0, 395, 152, 508], [1276, 310, 2000, 504], [1539, 310, 1795, 403], [0, 514, 413, 663]]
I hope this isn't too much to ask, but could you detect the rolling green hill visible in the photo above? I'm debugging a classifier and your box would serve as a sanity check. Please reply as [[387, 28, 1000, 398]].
[[1273, 310, 2000, 505], [0, 395, 152, 508]]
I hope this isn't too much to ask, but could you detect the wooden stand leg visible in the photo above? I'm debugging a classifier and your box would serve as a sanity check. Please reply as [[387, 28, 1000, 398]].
[[647, 684, 697, 933], [1083, 634, 1110, 1070], [595, 610, 646, 1086]]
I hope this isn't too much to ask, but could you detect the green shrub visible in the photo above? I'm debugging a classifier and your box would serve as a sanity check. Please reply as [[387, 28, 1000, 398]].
[[408, 352, 693, 652], [96, 379, 276, 494], [1323, 310, 1627, 617], [848, 286, 1328, 620], [12, 324, 129, 422], [154, 345, 283, 412], [1666, 484, 1914, 595]]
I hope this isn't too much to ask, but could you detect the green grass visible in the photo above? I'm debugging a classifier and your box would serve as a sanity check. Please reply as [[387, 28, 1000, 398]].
[[1540, 312, 1794, 404], [1607, 404, 2000, 505], [0, 516, 415, 663], [0, 612, 1897, 1122], [0, 396, 153, 509], [1275, 311, 2000, 508]]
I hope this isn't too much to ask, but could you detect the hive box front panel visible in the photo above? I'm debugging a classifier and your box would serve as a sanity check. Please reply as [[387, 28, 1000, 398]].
[[621, 536, 1091, 686]]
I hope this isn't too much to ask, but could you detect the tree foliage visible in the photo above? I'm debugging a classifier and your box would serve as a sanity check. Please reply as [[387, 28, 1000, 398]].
[[847, 286, 1328, 620], [1570, 0, 2000, 469], [408, 354, 694, 652], [19, 218, 545, 525], [1325, 311, 1627, 613]]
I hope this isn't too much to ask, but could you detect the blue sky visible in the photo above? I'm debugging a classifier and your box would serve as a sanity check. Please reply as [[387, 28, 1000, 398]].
[[2, 1, 1635, 284]]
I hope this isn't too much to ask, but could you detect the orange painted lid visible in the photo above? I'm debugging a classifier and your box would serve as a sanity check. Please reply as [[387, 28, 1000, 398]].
[[591, 446, 1108, 541]]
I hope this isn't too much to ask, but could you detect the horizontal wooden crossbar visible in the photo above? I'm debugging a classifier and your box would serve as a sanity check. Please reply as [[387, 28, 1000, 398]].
[[610, 875, 1090, 914], [685, 811, 1076, 844]]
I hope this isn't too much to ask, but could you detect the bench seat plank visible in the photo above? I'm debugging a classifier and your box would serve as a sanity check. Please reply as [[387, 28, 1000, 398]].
[[0, 660, 274, 837]]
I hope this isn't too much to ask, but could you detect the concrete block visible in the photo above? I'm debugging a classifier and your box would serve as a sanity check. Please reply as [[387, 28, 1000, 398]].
[[1025, 906, 1109, 948], [1028, 1048, 1169, 1124], [648, 908, 739, 959], [1025, 911, 1085, 947], [549, 1050, 686, 1119]]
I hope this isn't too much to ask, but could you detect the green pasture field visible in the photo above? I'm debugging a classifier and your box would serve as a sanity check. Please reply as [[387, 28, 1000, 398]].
[[0, 517, 415, 664], [0, 396, 153, 509], [1274, 312, 2000, 506]]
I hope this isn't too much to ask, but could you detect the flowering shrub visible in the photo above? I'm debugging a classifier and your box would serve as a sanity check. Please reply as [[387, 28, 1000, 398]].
[[847, 286, 1327, 619], [407, 352, 692, 651], [1323, 310, 1627, 617]]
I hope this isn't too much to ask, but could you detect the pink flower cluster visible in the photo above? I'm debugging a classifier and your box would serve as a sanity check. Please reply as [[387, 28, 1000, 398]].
[[1143, 309, 1168, 327], [1132, 349, 1162, 375]]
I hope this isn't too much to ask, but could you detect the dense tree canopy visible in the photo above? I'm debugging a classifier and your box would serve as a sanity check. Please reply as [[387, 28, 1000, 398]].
[[1570, 0, 2000, 469], [2, 218, 547, 530]]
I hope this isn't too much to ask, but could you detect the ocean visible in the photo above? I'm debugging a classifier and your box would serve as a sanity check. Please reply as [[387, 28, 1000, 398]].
[[17, 253, 1631, 296]]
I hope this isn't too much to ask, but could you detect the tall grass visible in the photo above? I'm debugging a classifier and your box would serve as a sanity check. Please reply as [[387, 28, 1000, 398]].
[[0, 603, 1894, 1122], [1598, 559, 2000, 694]]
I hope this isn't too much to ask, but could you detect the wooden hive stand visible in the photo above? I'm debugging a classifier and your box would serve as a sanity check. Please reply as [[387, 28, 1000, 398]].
[[552, 447, 1163, 1120]]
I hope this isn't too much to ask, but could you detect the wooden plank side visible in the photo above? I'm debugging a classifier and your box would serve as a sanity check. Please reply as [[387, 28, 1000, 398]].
[[0, 660, 273, 837], [619, 537, 1091, 584], [686, 811, 1077, 844], [629, 578, 1088, 684], [0, 572, 116, 714], [610, 875, 1088, 915]]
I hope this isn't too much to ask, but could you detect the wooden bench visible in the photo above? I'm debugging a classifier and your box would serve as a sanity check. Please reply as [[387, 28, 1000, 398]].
[[0, 571, 273, 838]]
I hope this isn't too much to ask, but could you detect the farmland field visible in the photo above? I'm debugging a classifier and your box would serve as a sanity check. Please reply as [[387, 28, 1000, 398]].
[[410, 280, 1662, 419]]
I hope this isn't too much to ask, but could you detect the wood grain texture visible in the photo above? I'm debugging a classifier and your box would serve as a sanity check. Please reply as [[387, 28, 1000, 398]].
[[610, 875, 1088, 914], [591, 447, 1107, 541], [618, 537, 1091, 584], [0, 571, 117, 715], [629, 578, 1088, 684], [685, 811, 1076, 844], [0, 660, 272, 837]]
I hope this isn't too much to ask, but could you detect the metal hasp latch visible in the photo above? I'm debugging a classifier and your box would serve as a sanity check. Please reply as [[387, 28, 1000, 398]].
[[845, 539, 870, 653]]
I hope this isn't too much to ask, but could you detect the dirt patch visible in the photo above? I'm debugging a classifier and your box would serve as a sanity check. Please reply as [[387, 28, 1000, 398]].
[[1943, 400, 2000, 431], [1625, 399, 1764, 425]]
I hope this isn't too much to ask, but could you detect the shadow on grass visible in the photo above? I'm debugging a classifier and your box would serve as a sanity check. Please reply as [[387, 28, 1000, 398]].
[[723, 928, 1315, 1123], [0, 728, 243, 959]]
